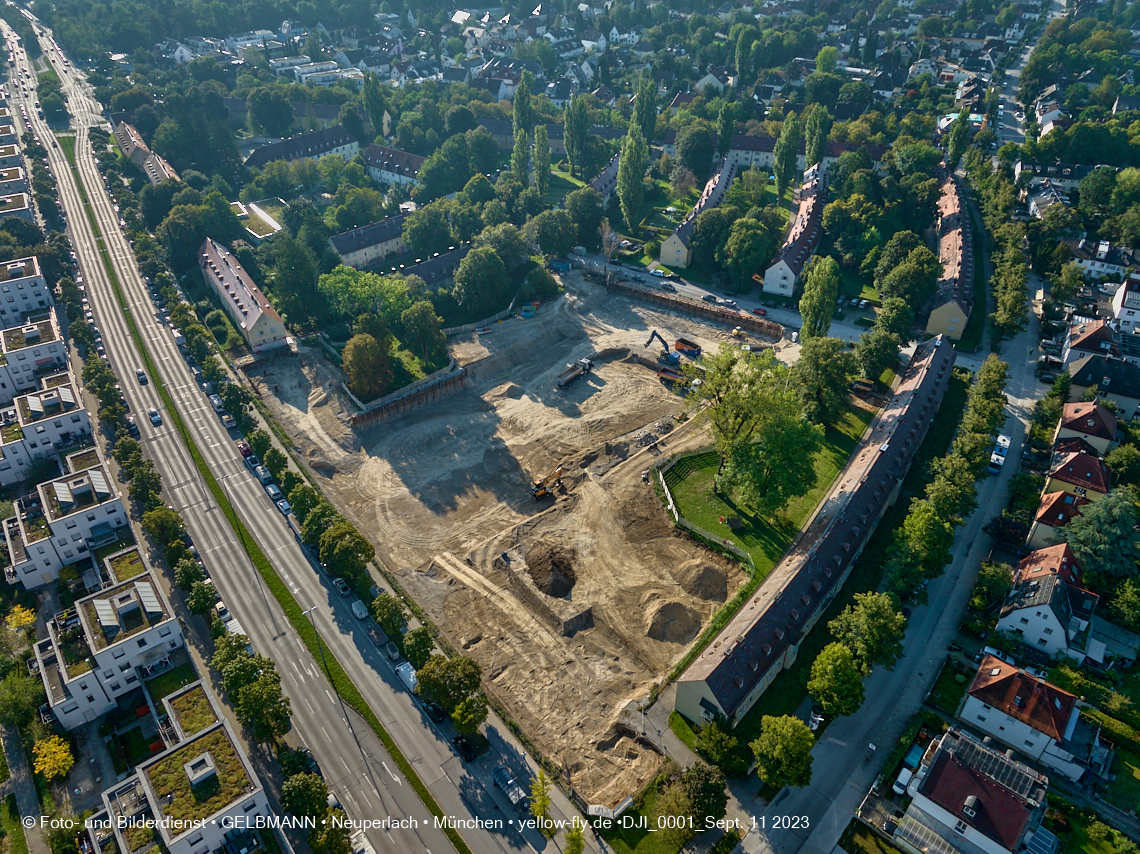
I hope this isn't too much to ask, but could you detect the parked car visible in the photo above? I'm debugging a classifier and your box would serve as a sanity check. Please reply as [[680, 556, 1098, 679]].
[[451, 736, 477, 762], [660, 282, 676, 292], [751, 307, 767, 316], [265, 483, 283, 501], [720, 299, 738, 308], [385, 641, 400, 660], [208, 394, 224, 412], [1024, 666, 1049, 679], [215, 601, 232, 622], [332, 578, 351, 597], [275, 498, 291, 515], [147, 407, 161, 425], [424, 702, 446, 723], [701, 294, 718, 304], [1039, 373, 1056, 384], [245, 455, 260, 469], [236, 441, 253, 457], [220, 413, 236, 429], [651, 269, 665, 278]]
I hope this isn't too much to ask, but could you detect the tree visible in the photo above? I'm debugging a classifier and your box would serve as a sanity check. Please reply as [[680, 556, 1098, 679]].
[[877, 247, 941, 306], [854, 328, 900, 381], [717, 105, 734, 158], [401, 300, 445, 365], [774, 113, 800, 202], [803, 105, 831, 169], [453, 246, 511, 312], [0, 673, 42, 726], [523, 209, 577, 258], [681, 763, 728, 824], [564, 187, 603, 244], [319, 521, 375, 582], [174, 558, 204, 590], [141, 506, 184, 547], [532, 124, 550, 199], [946, 110, 970, 171], [675, 121, 716, 180], [717, 216, 781, 287], [653, 783, 696, 849], [692, 208, 739, 267], [634, 77, 658, 145], [261, 448, 287, 481], [793, 337, 856, 426], [875, 297, 916, 342], [512, 128, 530, 184], [302, 502, 342, 548], [289, 484, 321, 524], [310, 816, 352, 854], [33, 736, 74, 782], [281, 773, 328, 821], [799, 256, 841, 340], [565, 822, 586, 854], [750, 715, 814, 789], [564, 95, 589, 177], [342, 334, 393, 401], [6, 604, 34, 631], [808, 643, 865, 717], [362, 73, 389, 137], [186, 581, 218, 614], [247, 87, 294, 137], [248, 429, 272, 459], [530, 768, 552, 833], [618, 124, 649, 231], [903, 498, 957, 571], [372, 593, 408, 639], [1050, 262, 1083, 305], [1061, 489, 1140, 578], [971, 562, 1013, 610], [475, 223, 530, 270], [416, 654, 482, 711], [829, 591, 907, 674], [237, 674, 292, 744], [450, 692, 489, 733], [695, 718, 750, 778], [1111, 579, 1140, 630], [513, 70, 535, 138], [1107, 444, 1140, 488]]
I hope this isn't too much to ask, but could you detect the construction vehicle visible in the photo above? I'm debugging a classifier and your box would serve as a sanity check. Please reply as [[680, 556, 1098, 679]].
[[730, 326, 746, 339], [675, 337, 702, 357], [646, 330, 681, 365], [557, 358, 593, 388], [657, 367, 684, 386], [530, 465, 562, 500]]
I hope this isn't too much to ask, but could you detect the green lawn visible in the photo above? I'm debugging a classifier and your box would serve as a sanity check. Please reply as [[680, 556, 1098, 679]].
[[146, 663, 198, 701], [1045, 796, 1131, 854], [1106, 748, 1140, 813], [839, 820, 906, 854], [598, 784, 678, 854], [0, 794, 28, 854], [665, 407, 874, 574], [838, 267, 879, 303], [547, 170, 584, 207], [926, 659, 971, 715]]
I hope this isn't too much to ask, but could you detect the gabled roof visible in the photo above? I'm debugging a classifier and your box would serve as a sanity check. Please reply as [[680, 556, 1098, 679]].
[[329, 215, 406, 256], [245, 125, 355, 168], [1068, 318, 1122, 359], [1016, 543, 1082, 587], [362, 144, 425, 177], [969, 655, 1077, 740], [1034, 490, 1090, 529], [1046, 449, 1111, 494], [1000, 571, 1071, 627], [1059, 401, 1117, 443], [1069, 354, 1140, 399]]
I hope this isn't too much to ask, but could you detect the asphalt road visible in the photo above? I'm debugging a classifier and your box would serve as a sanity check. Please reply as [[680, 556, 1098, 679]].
[[3, 22, 534, 854]]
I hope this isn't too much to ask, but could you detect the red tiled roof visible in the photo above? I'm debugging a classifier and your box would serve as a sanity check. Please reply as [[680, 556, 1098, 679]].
[[920, 751, 1031, 850], [968, 656, 1077, 740], [1034, 490, 1090, 528], [1047, 450, 1111, 494], [1059, 401, 1117, 443], [1016, 543, 1083, 587]]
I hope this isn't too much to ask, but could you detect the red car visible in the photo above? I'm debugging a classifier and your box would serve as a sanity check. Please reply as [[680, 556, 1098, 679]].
[[236, 441, 253, 457], [751, 307, 767, 317]]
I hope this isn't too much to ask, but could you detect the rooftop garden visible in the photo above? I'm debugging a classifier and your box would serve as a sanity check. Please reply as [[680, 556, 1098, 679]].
[[169, 687, 216, 736], [145, 729, 251, 824], [45, 478, 102, 518], [109, 548, 145, 581], [2, 320, 51, 350], [0, 194, 25, 213], [23, 513, 49, 543], [242, 209, 279, 238], [43, 373, 69, 389], [82, 587, 164, 651], [56, 627, 93, 677], [0, 422, 21, 443], [145, 663, 197, 702], [68, 448, 99, 472]]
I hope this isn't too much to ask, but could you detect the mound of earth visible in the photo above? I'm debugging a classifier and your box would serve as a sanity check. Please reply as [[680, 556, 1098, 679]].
[[645, 600, 700, 644], [674, 561, 727, 602], [526, 541, 578, 598], [495, 382, 525, 399]]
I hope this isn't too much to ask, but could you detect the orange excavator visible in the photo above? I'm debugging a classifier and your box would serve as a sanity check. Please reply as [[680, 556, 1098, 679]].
[[529, 465, 563, 500]]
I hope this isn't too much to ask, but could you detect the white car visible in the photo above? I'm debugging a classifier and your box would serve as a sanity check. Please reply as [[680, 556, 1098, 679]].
[[651, 269, 665, 278], [215, 601, 232, 622]]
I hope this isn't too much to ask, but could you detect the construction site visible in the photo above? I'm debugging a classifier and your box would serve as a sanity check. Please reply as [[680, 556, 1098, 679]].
[[248, 271, 788, 805]]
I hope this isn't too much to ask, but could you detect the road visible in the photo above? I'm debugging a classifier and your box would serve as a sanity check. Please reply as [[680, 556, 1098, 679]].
[[2, 21, 549, 854]]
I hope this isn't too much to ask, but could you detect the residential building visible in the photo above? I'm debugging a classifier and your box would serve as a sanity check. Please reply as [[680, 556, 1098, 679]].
[[996, 567, 1078, 656], [198, 239, 288, 355], [381, 244, 471, 289], [1111, 276, 1140, 334], [893, 728, 1059, 854], [660, 156, 739, 269], [4, 447, 128, 589], [1053, 401, 1117, 455], [225, 30, 277, 52], [1027, 179, 1067, 219], [962, 656, 1107, 782], [0, 146, 19, 170], [675, 337, 956, 726], [695, 68, 731, 93], [926, 172, 974, 340], [244, 125, 358, 169], [1027, 491, 1090, 550], [0, 309, 69, 404], [1067, 354, 1140, 419], [1042, 448, 1111, 503], [292, 60, 340, 82], [329, 215, 407, 268], [34, 551, 183, 729], [587, 152, 620, 202], [112, 121, 179, 184], [92, 681, 270, 854], [0, 256, 50, 328], [303, 68, 364, 88], [0, 192, 33, 222], [1063, 238, 1139, 280], [763, 163, 827, 296], [0, 372, 91, 487], [362, 144, 425, 186], [1062, 319, 1121, 367], [0, 167, 26, 195], [268, 54, 311, 76]]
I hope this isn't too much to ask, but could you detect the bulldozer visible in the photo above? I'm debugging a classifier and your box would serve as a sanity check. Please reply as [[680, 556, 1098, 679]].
[[730, 326, 746, 339], [529, 465, 563, 500]]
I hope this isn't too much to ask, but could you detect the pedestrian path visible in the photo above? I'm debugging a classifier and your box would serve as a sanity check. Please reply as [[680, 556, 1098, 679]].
[[1, 723, 51, 854]]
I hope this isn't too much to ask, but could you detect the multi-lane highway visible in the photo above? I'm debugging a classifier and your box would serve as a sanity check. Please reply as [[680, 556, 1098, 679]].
[[2, 19, 534, 854]]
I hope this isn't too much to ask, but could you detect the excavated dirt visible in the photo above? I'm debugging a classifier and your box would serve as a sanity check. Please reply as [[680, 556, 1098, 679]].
[[526, 541, 578, 598], [254, 273, 768, 806]]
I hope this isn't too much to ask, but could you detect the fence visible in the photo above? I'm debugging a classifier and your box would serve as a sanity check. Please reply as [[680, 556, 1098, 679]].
[[605, 279, 786, 341]]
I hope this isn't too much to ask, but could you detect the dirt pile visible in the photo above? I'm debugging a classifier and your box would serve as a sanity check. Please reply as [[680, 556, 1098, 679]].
[[645, 600, 700, 644], [526, 541, 578, 598], [674, 560, 728, 601]]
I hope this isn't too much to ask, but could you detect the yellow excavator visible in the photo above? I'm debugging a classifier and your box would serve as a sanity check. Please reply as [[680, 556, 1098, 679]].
[[530, 465, 563, 500]]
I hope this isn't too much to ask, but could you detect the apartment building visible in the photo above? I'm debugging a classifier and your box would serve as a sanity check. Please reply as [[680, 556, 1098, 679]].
[[198, 239, 288, 354], [660, 156, 739, 269], [926, 173, 974, 340], [0, 167, 26, 195], [328, 214, 406, 269], [0, 145, 21, 170], [0, 310, 69, 404], [0, 192, 33, 221], [244, 125, 359, 169], [33, 549, 183, 729], [0, 372, 91, 486], [763, 163, 827, 296], [362, 143, 426, 186], [1111, 276, 1140, 334], [0, 256, 50, 328]]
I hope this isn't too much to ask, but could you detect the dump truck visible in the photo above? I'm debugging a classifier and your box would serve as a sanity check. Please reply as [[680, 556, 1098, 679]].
[[530, 465, 562, 500], [557, 358, 593, 387], [675, 338, 702, 357], [657, 368, 684, 386], [646, 330, 680, 365], [492, 766, 528, 807]]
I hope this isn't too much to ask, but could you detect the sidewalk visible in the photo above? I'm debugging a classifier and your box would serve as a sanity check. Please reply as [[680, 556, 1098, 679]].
[[1, 724, 50, 854]]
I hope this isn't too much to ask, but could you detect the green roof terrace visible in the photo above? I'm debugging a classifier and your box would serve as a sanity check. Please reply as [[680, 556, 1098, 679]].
[[142, 727, 254, 825], [79, 574, 169, 652]]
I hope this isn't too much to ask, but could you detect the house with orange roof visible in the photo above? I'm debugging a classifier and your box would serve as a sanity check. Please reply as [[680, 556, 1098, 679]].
[[1026, 491, 1090, 549], [1042, 449, 1111, 502], [1053, 401, 1118, 456]]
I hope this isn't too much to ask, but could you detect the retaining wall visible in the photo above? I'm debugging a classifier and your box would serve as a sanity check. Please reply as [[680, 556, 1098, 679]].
[[347, 371, 467, 428], [605, 280, 786, 340]]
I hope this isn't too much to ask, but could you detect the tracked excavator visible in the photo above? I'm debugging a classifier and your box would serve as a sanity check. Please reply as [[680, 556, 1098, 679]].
[[529, 465, 563, 500]]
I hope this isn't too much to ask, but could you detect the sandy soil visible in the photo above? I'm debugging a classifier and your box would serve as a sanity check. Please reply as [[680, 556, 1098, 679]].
[[251, 274, 769, 805]]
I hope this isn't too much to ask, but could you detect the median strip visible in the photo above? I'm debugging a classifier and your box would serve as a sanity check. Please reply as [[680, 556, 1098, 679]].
[[62, 137, 472, 854]]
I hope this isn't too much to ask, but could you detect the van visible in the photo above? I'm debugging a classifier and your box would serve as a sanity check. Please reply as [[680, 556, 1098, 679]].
[[892, 767, 913, 795], [253, 465, 272, 484], [396, 661, 418, 692], [350, 599, 368, 620], [981, 646, 1015, 665]]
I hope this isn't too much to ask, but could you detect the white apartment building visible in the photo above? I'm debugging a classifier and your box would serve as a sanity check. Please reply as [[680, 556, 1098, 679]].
[[0, 167, 26, 195], [0, 256, 51, 329], [225, 30, 276, 52], [0, 309, 69, 404], [293, 60, 339, 82], [4, 447, 127, 589], [34, 552, 183, 729], [1112, 276, 1140, 334], [268, 54, 311, 75], [198, 239, 288, 355], [0, 372, 91, 486]]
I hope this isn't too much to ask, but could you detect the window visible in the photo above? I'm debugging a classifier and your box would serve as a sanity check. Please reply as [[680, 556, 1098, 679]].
[[976, 715, 986, 723], [1025, 740, 1034, 747], [86, 514, 95, 522], [64, 522, 75, 530], [1038, 638, 1048, 645], [159, 627, 171, 637], [954, 820, 967, 834], [125, 674, 136, 684], [244, 800, 257, 813], [1044, 628, 1054, 635], [1020, 617, 1029, 624], [137, 639, 146, 648], [110, 683, 119, 691], [70, 415, 80, 423], [112, 649, 125, 659], [62, 702, 77, 713], [86, 695, 94, 703], [119, 663, 130, 672]]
